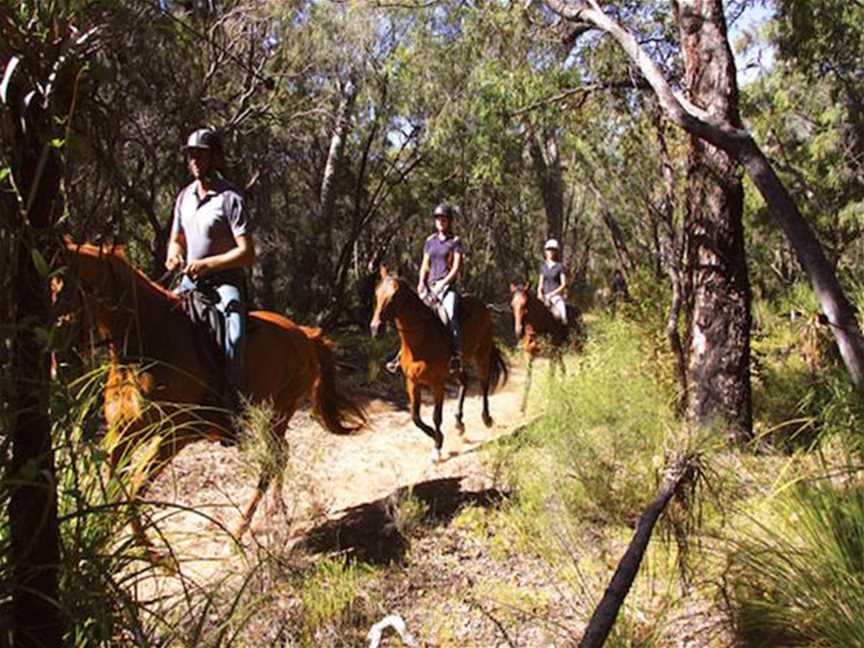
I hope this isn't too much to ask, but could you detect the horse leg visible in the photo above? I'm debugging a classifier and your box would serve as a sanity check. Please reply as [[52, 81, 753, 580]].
[[454, 373, 467, 434], [122, 436, 188, 566], [233, 471, 272, 542], [408, 379, 443, 461], [433, 382, 446, 453], [235, 406, 294, 541], [521, 354, 534, 414], [475, 350, 493, 428], [106, 428, 159, 554], [480, 375, 493, 429]]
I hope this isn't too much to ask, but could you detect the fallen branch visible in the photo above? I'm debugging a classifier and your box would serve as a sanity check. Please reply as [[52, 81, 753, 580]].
[[579, 456, 695, 648]]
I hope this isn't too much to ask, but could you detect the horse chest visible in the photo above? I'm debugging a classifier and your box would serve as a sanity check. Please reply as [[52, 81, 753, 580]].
[[104, 365, 155, 426]]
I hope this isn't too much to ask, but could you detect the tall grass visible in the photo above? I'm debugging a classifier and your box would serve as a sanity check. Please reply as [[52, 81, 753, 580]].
[[505, 316, 679, 527], [751, 284, 864, 453], [488, 315, 690, 644], [28, 364, 301, 646], [726, 478, 864, 647]]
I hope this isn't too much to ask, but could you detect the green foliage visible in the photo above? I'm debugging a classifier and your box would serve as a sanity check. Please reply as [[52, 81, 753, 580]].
[[750, 288, 864, 451], [502, 316, 677, 532], [390, 487, 430, 538], [299, 556, 373, 639], [727, 479, 864, 647]]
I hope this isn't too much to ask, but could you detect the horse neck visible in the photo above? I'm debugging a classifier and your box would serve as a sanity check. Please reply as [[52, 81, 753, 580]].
[[527, 292, 561, 335], [93, 258, 181, 357]]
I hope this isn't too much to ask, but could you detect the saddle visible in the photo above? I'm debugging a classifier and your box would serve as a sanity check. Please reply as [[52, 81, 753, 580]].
[[422, 292, 451, 327]]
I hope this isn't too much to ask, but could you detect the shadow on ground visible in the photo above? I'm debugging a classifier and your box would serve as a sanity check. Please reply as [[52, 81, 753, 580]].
[[299, 477, 507, 564]]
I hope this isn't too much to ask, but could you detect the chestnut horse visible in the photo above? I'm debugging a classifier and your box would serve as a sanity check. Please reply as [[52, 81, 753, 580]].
[[59, 242, 366, 552], [370, 267, 508, 460], [510, 283, 578, 412]]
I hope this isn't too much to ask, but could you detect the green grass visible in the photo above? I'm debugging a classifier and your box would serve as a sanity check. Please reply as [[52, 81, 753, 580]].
[[506, 316, 679, 526], [727, 478, 864, 647]]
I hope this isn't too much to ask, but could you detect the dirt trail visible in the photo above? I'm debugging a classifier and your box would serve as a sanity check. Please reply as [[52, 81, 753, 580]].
[[144, 363, 533, 579]]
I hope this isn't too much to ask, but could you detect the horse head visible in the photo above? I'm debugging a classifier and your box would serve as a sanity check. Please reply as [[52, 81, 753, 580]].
[[370, 265, 403, 337], [55, 239, 162, 343], [58, 239, 128, 303], [510, 283, 530, 340]]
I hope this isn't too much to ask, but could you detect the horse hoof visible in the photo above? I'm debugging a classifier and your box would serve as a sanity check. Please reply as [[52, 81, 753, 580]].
[[431, 447, 443, 463], [482, 415, 493, 428], [455, 421, 466, 435]]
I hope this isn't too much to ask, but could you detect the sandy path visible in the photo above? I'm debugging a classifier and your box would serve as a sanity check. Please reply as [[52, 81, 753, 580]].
[[142, 362, 533, 582]]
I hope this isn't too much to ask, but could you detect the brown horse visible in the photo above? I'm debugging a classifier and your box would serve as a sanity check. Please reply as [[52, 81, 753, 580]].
[[510, 283, 577, 412], [370, 267, 508, 460], [59, 241, 366, 553]]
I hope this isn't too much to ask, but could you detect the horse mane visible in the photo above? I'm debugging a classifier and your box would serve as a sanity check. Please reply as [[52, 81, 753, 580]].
[[74, 241, 179, 304]]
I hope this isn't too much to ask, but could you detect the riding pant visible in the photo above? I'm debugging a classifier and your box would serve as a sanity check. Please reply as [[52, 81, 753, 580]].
[[180, 276, 246, 398], [545, 294, 567, 324], [438, 286, 461, 354]]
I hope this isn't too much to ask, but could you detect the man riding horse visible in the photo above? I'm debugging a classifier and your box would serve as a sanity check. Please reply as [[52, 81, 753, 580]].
[[165, 127, 256, 410]]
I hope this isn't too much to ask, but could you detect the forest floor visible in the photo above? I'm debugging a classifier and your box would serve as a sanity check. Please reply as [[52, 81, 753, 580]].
[[138, 353, 545, 642], [137, 351, 727, 647]]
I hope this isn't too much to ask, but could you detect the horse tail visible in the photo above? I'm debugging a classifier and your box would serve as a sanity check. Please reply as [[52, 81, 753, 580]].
[[310, 332, 367, 435], [487, 342, 510, 393]]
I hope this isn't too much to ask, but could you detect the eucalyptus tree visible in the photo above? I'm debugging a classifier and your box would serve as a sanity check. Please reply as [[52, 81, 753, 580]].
[[741, 2, 864, 290], [542, 0, 864, 431], [1, 4, 109, 644], [224, 2, 430, 320], [773, 0, 864, 167], [378, 1, 596, 298]]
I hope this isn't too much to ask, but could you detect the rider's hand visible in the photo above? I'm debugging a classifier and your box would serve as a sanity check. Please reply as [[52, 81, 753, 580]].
[[185, 259, 213, 280], [418, 284, 428, 298], [433, 280, 448, 295], [165, 254, 184, 272]]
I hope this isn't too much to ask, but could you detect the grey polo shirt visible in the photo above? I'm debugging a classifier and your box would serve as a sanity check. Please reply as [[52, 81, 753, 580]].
[[171, 177, 248, 286]]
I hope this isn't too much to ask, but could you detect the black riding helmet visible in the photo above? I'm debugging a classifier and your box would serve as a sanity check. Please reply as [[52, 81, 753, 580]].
[[184, 127, 223, 152], [433, 203, 454, 219]]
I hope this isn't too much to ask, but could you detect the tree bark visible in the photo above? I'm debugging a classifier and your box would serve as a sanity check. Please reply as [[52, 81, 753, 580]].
[[653, 113, 690, 412], [579, 457, 693, 648], [527, 124, 565, 243], [677, 0, 752, 442], [3, 67, 65, 647], [542, 0, 864, 391], [320, 76, 358, 253]]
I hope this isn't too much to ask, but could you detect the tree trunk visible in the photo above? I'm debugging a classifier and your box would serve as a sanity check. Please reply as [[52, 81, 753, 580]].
[[527, 125, 565, 244], [542, 0, 864, 391], [653, 113, 690, 412], [3, 70, 65, 647], [579, 457, 694, 648], [677, 0, 752, 442], [320, 76, 358, 255]]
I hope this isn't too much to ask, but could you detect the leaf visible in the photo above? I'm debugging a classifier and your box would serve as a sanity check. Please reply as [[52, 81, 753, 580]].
[[31, 248, 50, 278]]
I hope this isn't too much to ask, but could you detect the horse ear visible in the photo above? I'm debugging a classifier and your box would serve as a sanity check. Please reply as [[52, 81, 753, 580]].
[[379, 265, 389, 279], [510, 283, 517, 293]]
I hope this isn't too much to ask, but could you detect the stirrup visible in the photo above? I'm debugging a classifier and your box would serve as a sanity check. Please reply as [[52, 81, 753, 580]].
[[448, 354, 463, 374], [386, 357, 401, 374]]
